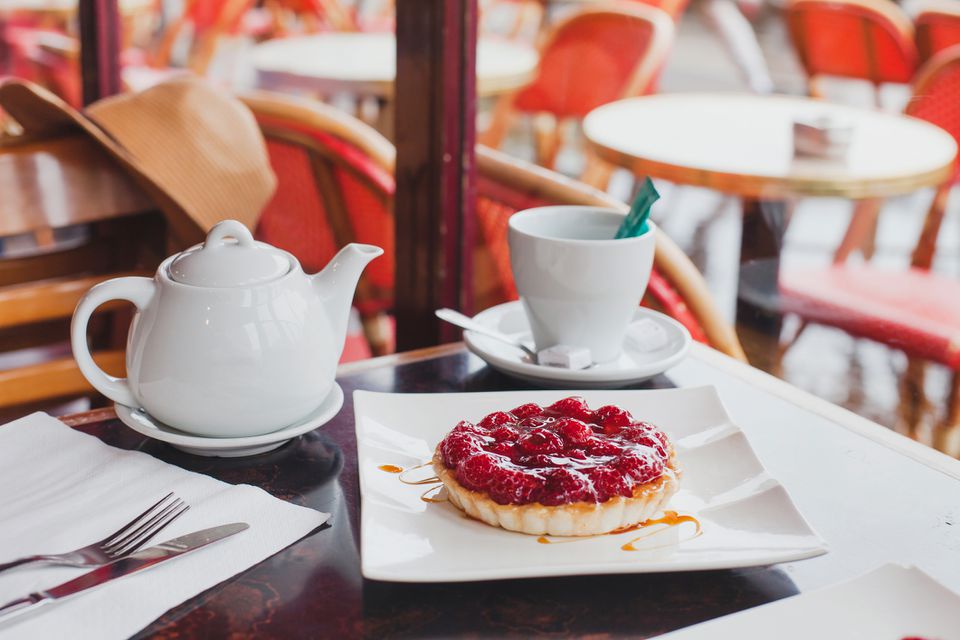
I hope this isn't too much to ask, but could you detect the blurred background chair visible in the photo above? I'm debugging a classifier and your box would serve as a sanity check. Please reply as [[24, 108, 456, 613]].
[[784, 0, 918, 107], [784, 0, 922, 276], [777, 45, 960, 454], [480, 4, 675, 189], [915, 0, 960, 64], [241, 91, 395, 357], [244, 90, 746, 362]]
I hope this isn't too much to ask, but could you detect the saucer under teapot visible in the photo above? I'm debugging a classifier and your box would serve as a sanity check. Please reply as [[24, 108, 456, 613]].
[[114, 383, 344, 457]]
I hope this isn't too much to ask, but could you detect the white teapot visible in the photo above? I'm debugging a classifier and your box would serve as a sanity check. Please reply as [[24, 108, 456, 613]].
[[71, 220, 382, 438]]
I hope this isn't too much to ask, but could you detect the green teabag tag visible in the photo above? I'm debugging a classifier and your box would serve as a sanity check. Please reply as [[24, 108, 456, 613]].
[[615, 177, 660, 239]]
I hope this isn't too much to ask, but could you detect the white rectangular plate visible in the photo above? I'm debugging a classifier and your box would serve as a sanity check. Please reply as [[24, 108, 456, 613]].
[[653, 564, 960, 639], [354, 387, 827, 582]]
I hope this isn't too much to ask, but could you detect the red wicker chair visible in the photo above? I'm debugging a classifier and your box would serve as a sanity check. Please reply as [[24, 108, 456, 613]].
[[915, 1, 960, 63], [778, 46, 960, 447], [241, 91, 395, 357], [481, 4, 674, 185], [784, 0, 918, 105]]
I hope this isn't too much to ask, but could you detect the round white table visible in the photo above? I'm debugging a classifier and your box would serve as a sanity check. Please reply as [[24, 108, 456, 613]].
[[584, 93, 957, 201], [583, 93, 958, 334], [252, 32, 539, 99]]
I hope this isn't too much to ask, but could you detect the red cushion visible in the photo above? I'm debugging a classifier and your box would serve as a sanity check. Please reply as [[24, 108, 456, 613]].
[[340, 325, 373, 363], [780, 266, 960, 368], [513, 12, 658, 119]]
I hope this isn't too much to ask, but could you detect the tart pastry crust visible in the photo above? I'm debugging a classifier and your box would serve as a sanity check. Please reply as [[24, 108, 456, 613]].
[[433, 451, 680, 537]]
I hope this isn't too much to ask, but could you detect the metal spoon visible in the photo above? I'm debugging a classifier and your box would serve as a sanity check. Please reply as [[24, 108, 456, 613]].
[[435, 308, 538, 362]]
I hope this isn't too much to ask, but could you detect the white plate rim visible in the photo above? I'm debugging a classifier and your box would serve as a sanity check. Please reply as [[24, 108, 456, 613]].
[[464, 302, 692, 383], [114, 382, 344, 448]]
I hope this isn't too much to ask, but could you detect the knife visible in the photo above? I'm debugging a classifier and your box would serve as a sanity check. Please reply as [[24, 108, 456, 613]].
[[0, 522, 249, 622]]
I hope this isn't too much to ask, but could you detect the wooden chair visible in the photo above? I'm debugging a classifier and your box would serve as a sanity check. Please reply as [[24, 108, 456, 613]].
[[240, 91, 395, 355], [777, 46, 960, 452], [242, 91, 745, 361], [480, 4, 675, 187], [0, 133, 163, 416], [915, 1, 960, 63], [784, 0, 918, 106], [474, 145, 746, 361]]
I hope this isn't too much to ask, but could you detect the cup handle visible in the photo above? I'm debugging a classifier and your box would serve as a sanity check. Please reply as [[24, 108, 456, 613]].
[[71, 276, 157, 408]]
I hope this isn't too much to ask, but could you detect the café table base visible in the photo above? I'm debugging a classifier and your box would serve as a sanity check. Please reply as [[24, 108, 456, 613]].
[[736, 198, 788, 343]]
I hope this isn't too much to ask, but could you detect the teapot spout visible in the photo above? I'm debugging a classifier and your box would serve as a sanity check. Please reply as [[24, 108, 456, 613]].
[[311, 243, 384, 356]]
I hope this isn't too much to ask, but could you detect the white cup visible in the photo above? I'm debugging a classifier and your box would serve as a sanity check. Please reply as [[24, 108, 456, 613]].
[[508, 206, 656, 363]]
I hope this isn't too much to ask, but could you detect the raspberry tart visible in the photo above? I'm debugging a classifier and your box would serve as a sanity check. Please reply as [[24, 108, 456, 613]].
[[432, 396, 679, 536]]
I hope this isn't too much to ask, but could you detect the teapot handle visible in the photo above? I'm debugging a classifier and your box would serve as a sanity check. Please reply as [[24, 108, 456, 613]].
[[71, 277, 157, 408]]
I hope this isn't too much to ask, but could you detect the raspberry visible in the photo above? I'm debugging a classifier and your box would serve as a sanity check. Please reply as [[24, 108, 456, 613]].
[[487, 467, 544, 505], [440, 432, 484, 467], [565, 448, 587, 460], [516, 453, 557, 468], [540, 468, 595, 506], [555, 418, 593, 444], [518, 416, 549, 429], [585, 466, 632, 501], [478, 411, 514, 429], [451, 420, 486, 436], [547, 396, 593, 421], [487, 441, 519, 459], [620, 428, 667, 458], [456, 452, 501, 491], [636, 422, 670, 450], [615, 451, 664, 485], [510, 403, 543, 419], [594, 405, 633, 434], [490, 425, 520, 442], [584, 437, 622, 457], [517, 428, 564, 454]]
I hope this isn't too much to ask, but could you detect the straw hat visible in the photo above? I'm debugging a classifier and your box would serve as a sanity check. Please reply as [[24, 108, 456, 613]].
[[0, 77, 277, 245]]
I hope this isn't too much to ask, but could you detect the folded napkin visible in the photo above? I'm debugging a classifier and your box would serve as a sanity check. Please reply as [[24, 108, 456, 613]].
[[0, 413, 329, 639]]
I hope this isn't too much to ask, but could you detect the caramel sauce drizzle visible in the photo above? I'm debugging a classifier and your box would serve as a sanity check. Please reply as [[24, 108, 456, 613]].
[[621, 511, 701, 551], [420, 485, 448, 503], [537, 511, 702, 552], [378, 465, 403, 473], [402, 475, 440, 486], [379, 462, 440, 485]]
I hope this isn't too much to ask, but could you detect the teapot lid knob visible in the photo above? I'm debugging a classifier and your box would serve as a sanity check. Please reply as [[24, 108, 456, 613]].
[[168, 220, 291, 288], [205, 220, 256, 249]]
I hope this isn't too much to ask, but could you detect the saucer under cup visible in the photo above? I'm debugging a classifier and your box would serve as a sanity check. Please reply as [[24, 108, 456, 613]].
[[508, 206, 656, 363], [464, 302, 690, 388]]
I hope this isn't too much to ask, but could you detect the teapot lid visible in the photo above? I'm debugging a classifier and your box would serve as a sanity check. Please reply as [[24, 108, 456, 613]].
[[168, 220, 290, 287]]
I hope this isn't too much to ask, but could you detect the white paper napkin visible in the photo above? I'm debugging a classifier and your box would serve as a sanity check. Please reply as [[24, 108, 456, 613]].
[[0, 413, 330, 639]]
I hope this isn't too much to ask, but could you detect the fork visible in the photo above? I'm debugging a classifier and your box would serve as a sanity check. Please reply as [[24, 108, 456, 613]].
[[0, 492, 189, 574]]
